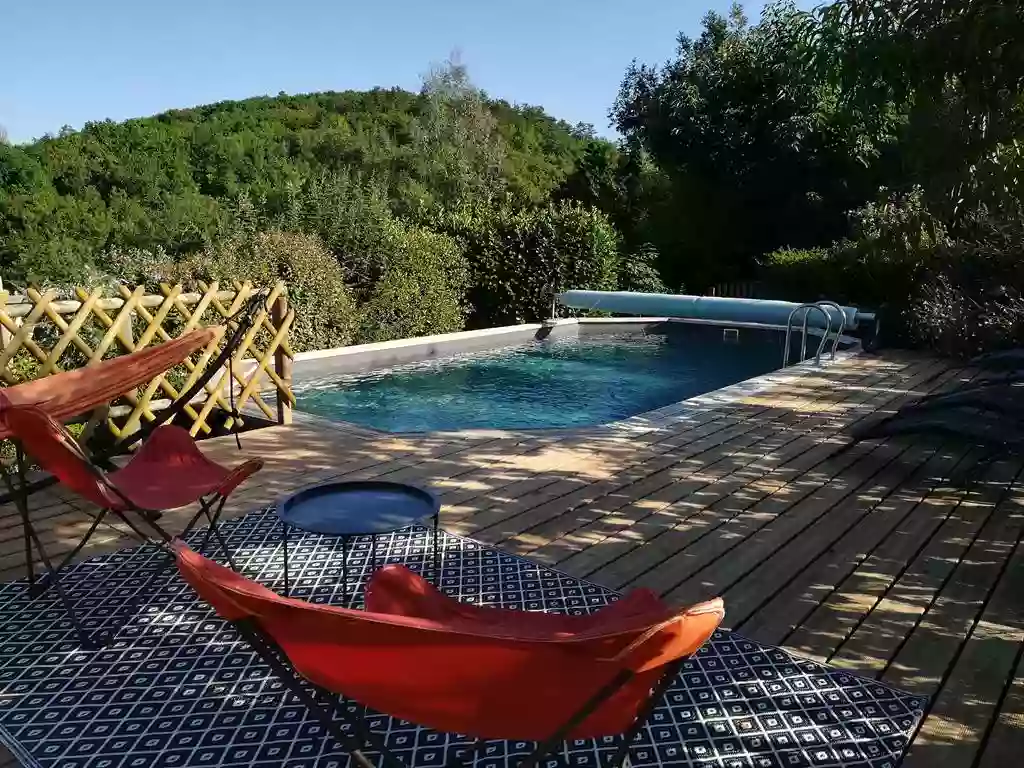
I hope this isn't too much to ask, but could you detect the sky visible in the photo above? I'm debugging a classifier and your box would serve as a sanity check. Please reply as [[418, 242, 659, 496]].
[[2, 0, 801, 144]]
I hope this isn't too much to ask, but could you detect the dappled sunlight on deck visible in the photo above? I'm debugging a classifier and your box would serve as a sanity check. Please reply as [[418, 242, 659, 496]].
[[1, 348, 1022, 767]]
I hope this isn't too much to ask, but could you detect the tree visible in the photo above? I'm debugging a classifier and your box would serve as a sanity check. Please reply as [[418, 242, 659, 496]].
[[815, 1, 1024, 124], [809, 0, 1024, 216], [0, 84, 595, 287], [613, 2, 900, 289], [416, 56, 508, 212]]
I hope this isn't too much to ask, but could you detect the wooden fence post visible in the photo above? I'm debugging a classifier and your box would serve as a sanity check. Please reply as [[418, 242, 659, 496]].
[[272, 293, 293, 425]]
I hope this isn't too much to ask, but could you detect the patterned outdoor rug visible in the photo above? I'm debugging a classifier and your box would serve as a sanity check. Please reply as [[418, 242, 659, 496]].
[[0, 508, 925, 768]]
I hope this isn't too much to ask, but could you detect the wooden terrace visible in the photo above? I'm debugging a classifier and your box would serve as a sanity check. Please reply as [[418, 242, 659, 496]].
[[1, 350, 1021, 767]]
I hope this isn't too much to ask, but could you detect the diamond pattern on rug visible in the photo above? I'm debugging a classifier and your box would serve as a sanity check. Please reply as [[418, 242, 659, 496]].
[[0, 508, 926, 768]]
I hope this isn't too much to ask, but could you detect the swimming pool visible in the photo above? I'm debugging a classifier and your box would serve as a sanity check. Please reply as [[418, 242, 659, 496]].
[[293, 324, 794, 433]]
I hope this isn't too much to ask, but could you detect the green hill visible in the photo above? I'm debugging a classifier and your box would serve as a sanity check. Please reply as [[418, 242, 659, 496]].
[[0, 75, 639, 350], [0, 86, 593, 279]]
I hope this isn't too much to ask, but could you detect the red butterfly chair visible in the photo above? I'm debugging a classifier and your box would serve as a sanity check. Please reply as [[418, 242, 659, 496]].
[[176, 542, 724, 768], [1, 404, 263, 649]]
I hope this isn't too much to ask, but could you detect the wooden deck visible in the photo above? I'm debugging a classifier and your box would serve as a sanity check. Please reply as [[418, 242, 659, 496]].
[[1, 349, 1022, 767]]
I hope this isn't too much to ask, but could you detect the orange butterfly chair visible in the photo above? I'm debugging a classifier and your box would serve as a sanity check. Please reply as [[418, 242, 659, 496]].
[[176, 542, 724, 768], [1, 404, 262, 649]]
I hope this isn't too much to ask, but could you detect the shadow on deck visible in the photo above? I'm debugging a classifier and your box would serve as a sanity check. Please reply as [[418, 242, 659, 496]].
[[0, 349, 1020, 767]]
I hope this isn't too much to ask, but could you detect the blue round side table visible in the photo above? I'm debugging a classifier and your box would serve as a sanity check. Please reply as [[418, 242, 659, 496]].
[[276, 481, 440, 601]]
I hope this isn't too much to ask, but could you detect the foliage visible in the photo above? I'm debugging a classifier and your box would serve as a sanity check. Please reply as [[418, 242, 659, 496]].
[[618, 244, 668, 294], [105, 231, 359, 352], [760, 247, 840, 302], [613, 1, 903, 291], [814, 1, 1024, 132], [0, 62, 656, 349], [808, 1, 1024, 218], [446, 201, 620, 327], [356, 225, 468, 343], [907, 209, 1024, 358], [763, 188, 950, 332], [415, 57, 508, 212], [10, 0, 1024, 359], [0, 76, 599, 289]]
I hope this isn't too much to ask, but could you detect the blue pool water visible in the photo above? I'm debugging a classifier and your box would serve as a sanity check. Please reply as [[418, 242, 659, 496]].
[[295, 328, 787, 433]]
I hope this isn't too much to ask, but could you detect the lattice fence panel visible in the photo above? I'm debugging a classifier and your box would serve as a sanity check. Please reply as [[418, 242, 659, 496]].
[[0, 281, 293, 439]]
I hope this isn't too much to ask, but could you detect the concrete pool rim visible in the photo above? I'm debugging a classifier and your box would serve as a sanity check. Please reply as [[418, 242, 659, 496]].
[[284, 317, 863, 438]]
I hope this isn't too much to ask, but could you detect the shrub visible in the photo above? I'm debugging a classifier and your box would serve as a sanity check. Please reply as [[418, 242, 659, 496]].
[[618, 243, 668, 294], [153, 230, 359, 352], [356, 225, 468, 343], [907, 209, 1024, 358], [759, 247, 842, 303], [451, 201, 620, 327]]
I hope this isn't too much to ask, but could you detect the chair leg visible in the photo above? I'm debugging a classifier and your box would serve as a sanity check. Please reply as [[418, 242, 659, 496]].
[[187, 496, 238, 571], [205, 498, 238, 571], [315, 685, 407, 768], [601, 660, 686, 768], [233, 620, 387, 768], [432, 513, 441, 582], [1, 446, 36, 587], [112, 507, 173, 547], [21, 504, 34, 587], [29, 508, 112, 597], [519, 670, 636, 768], [22, 517, 101, 650]]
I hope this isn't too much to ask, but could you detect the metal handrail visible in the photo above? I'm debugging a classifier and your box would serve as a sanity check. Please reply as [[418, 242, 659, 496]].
[[783, 303, 832, 367], [815, 301, 845, 360]]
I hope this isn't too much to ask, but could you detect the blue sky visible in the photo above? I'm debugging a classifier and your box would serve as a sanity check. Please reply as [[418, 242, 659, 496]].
[[2, 0, 800, 144]]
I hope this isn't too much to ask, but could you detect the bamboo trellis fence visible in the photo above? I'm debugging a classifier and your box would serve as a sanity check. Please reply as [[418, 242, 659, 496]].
[[0, 280, 294, 440]]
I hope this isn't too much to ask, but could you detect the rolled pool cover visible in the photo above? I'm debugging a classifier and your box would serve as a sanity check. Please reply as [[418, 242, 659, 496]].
[[557, 291, 864, 331]]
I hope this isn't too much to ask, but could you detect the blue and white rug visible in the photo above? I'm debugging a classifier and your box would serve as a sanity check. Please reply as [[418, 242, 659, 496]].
[[0, 508, 925, 768]]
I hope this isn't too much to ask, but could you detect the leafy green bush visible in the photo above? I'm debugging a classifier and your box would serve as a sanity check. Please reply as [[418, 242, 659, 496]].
[[618, 243, 668, 294], [104, 231, 358, 352], [762, 188, 949, 336], [196, 231, 359, 352], [760, 247, 845, 303], [356, 225, 468, 343], [907, 209, 1024, 358], [269, 172, 397, 293], [450, 201, 620, 327]]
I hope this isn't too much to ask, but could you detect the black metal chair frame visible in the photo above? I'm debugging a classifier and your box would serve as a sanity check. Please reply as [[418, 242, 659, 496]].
[[3, 425, 243, 650], [233, 616, 685, 768], [0, 289, 270, 648]]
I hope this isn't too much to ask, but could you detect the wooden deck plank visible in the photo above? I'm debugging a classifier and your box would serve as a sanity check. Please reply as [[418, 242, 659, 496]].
[[659, 437, 919, 604], [526, 358, 943, 573], [881, 462, 1024, 697], [900, 536, 1024, 768], [831, 457, 1023, 679], [587, 438, 887, 592], [450, 415, 773, 540], [500, 396, 865, 554], [736, 441, 977, 645], [439, 403, 760, 509], [976, 651, 1024, 768], [783, 455, 985, 663], [459, 414, 756, 538], [637, 360, 960, 602]]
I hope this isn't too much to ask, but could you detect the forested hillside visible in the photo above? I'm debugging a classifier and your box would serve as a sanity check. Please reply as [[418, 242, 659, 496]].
[[3, 0, 1023, 356], [0, 64, 666, 350]]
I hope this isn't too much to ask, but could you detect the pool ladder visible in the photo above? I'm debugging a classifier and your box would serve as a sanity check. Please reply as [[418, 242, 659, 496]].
[[783, 301, 845, 368]]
